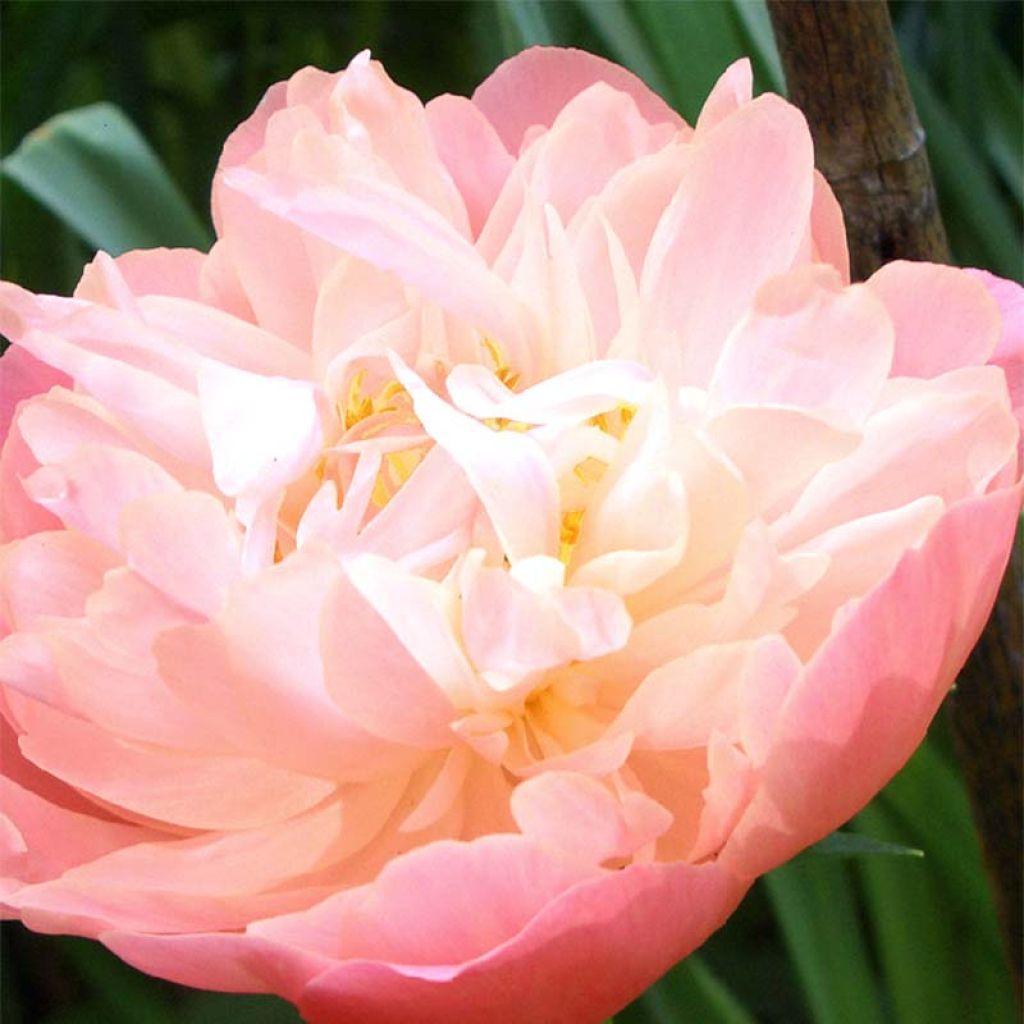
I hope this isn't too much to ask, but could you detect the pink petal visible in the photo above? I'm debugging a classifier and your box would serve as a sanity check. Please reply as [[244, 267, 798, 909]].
[[0, 344, 69, 438], [694, 58, 753, 133], [118, 491, 242, 619], [0, 530, 118, 629], [392, 357, 559, 562], [640, 94, 815, 388], [297, 858, 744, 1024], [22, 444, 183, 553], [14, 695, 336, 831], [722, 484, 1022, 878], [196, 360, 324, 507], [708, 265, 894, 426], [426, 95, 514, 239], [321, 560, 458, 747], [868, 260, 1001, 378], [510, 771, 671, 864], [472, 46, 684, 154], [968, 268, 1024, 439]]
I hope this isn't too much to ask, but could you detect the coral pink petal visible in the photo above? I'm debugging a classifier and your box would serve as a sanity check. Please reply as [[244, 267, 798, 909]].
[[722, 485, 1022, 878], [102, 929, 330, 998], [296, 858, 745, 1024], [14, 696, 335, 831], [1, 777, 157, 889], [868, 260, 1002, 378], [472, 46, 684, 154], [251, 836, 598, 962]]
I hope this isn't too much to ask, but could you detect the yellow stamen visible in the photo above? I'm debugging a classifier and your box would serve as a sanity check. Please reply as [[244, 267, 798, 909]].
[[559, 507, 585, 564]]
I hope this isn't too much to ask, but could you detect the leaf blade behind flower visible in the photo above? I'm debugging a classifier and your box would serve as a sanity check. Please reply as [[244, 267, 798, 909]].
[[2, 102, 211, 255]]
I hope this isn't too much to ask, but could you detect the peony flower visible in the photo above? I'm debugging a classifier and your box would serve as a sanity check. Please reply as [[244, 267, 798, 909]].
[[1, 45, 1020, 1023]]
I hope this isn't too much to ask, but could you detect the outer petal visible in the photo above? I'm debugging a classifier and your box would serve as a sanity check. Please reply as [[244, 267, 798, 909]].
[[721, 485, 1022, 878], [868, 260, 1001, 378], [295, 855, 744, 1024], [969, 268, 1023, 437], [472, 46, 684, 155]]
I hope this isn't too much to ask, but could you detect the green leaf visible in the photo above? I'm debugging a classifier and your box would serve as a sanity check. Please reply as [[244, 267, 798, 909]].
[[811, 830, 923, 859], [764, 855, 885, 1024], [904, 64, 1021, 278], [2, 102, 211, 256], [729, 0, 784, 93], [573, 1, 673, 99], [616, 955, 756, 1024], [494, 0, 556, 51], [853, 734, 1017, 1024]]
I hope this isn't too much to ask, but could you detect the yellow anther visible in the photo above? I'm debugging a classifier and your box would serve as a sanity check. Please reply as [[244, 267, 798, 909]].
[[559, 507, 585, 564], [572, 457, 607, 485], [343, 371, 409, 431]]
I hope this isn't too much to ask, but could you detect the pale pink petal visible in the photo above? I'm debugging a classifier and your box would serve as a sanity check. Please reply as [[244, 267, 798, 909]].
[[223, 167, 534, 365], [775, 366, 1019, 548], [809, 172, 850, 282], [472, 46, 684, 154], [329, 53, 468, 230], [0, 530, 118, 629], [22, 445, 183, 553], [868, 260, 1001, 378], [694, 59, 753, 133], [321, 562, 458, 747], [641, 94, 815, 387], [197, 360, 324, 509], [425, 95, 514, 239], [118, 491, 242, 618], [392, 357, 560, 562], [447, 358, 653, 426], [706, 406, 859, 519], [708, 265, 894, 426], [511, 771, 671, 864]]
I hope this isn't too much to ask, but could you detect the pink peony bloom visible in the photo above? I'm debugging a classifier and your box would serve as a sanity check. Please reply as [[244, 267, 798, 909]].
[[1, 46, 1021, 1023]]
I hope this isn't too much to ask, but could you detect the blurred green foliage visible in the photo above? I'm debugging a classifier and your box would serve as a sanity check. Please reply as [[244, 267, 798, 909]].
[[0, 1, 1020, 1022]]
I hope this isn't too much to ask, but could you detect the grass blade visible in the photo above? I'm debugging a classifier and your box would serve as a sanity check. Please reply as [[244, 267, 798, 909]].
[[764, 854, 884, 1024], [2, 102, 211, 255]]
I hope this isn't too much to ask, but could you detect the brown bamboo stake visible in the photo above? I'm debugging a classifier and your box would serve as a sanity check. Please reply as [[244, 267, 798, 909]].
[[767, 0, 1022, 1000]]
